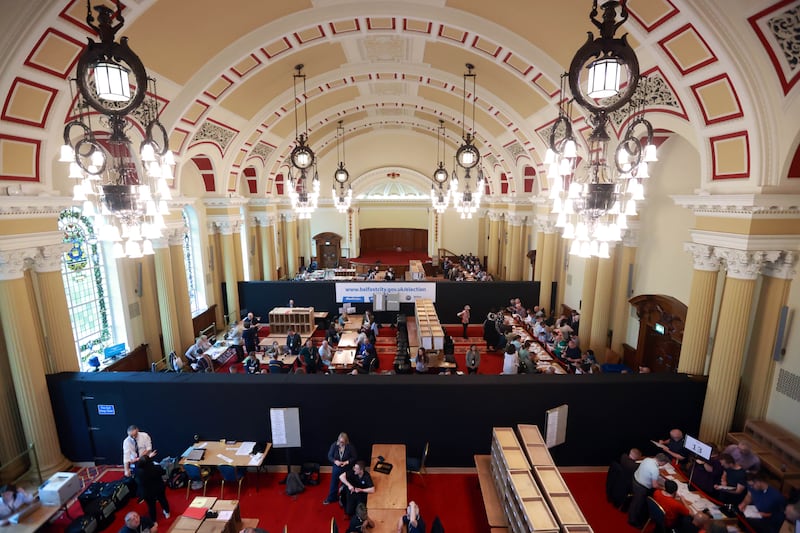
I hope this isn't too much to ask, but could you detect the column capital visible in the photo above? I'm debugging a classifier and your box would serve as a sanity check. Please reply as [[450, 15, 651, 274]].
[[506, 214, 525, 226], [166, 227, 186, 247], [761, 250, 797, 280], [534, 216, 557, 234], [253, 213, 270, 227], [683, 243, 721, 271], [487, 210, 503, 222], [621, 229, 639, 248], [208, 219, 241, 235], [32, 243, 70, 273], [151, 237, 170, 250], [281, 210, 297, 223], [0, 250, 28, 280], [715, 248, 771, 280]]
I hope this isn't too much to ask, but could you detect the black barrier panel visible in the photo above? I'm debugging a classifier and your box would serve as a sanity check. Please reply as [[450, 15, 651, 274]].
[[48, 372, 706, 468], [237, 281, 540, 328]]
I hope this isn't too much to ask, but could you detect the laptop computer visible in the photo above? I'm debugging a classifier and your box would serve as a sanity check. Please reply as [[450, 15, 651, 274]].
[[373, 461, 393, 474], [186, 448, 205, 461]]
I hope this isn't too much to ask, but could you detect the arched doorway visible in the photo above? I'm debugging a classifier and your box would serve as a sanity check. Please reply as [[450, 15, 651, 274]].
[[629, 294, 687, 373], [314, 232, 342, 268]]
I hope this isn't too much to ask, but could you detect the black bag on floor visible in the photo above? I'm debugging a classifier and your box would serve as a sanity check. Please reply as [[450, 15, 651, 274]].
[[65, 514, 98, 533], [300, 462, 320, 486], [78, 482, 106, 513], [100, 479, 130, 508], [84, 497, 116, 530], [285, 472, 305, 496]]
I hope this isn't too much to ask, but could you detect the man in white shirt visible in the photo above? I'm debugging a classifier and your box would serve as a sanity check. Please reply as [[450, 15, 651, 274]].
[[123, 425, 154, 477], [628, 452, 669, 528]]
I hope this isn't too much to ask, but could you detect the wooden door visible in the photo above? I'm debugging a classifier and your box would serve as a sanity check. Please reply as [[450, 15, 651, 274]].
[[319, 244, 339, 268], [642, 326, 682, 373]]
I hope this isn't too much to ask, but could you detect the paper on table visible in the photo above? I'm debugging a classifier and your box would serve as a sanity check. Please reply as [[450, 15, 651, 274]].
[[195, 442, 208, 449], [215, 510, 233, 521], [662, 463, 676, 474], [217, 453, 234, 463], [248, 452, 263, 466], [236, 442, 256, 456], [743, 505, 761, 519]]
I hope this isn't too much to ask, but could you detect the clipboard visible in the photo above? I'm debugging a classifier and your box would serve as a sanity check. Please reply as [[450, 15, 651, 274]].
[[373, 461, 393, 474]]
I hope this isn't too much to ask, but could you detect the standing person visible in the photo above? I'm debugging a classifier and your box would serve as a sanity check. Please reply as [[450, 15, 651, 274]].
[[738, 474, 785, 532], [299, 339, 319, 374], [323, 432, 357, 505], [119, 511, 157, 533], [456, 305, 471, 339], [465, 344, 481, 374], [134, 455, 171, 521], [318, 339, 333, 371], [628, 453, 669, 528], [397, 501, 425, 533], [501, 345, 519, 375], [242, 323, 258, 357], [286, 328, 302, 355], [228, 322, 245, 362], [123, 425, 154, 478], [0, 484, 34, 519], [339, 461, 375, 517]]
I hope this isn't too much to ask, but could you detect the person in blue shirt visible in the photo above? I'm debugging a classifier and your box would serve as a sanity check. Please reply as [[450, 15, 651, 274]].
[[397, 501, 425, 533], [323, 432, 357, 505], [739, 474, 785, 533]]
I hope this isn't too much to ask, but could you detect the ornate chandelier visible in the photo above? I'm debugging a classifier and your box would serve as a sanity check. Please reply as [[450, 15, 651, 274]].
[[287, 64, 320, 220], [60, 0, 174, 259], [431, 119, 450, 214], [332, 120, 352, 214], [450, 64, 485, 219], [546, 0, 658, 259]]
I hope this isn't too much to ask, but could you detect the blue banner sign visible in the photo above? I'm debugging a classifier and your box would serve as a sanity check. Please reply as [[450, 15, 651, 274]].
[[97, 404, 116, 415]]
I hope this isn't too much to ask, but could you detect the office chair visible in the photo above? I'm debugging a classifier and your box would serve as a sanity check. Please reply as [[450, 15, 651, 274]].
[[330, 517, 338, 533], [218, 464, 245, 499], [183, 463, 211, 499], [606, 461, 633, 510], [407, 442, 429, 482], [168, 351, 180, 372], [643, 496, 673, 533]]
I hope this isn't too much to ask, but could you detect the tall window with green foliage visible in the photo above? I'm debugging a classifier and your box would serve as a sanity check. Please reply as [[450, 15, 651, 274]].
[[182, 209, 201, 314], [59, 209, 114, 366]]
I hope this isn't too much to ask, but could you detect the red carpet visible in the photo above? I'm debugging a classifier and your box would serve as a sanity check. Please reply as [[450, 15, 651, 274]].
[[562, 471, 640, 533]]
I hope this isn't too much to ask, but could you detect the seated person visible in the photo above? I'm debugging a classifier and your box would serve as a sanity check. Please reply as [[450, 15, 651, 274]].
[[683, 445, 722, 495], [0, 484, 34, 520], [415, 347, 428, 374], [265, 341, 281, 358], [657, 429, 687, 462], [653, 480, 691, 530], [384, 267, 396, 281], [723, 441, 761, 474], [620, 448, 643, 478], [443, 335, 456, 368], [318, 340, 332, 370], [347, 503, 375, 533], [119, 511, 155, 533], [397, 501, 425, 533], [518, 341, 534, 374], [339, 461, 374, 517], [738, 474, 785, 533], [714, 453, 747, 505], [299, 339, 319, 374], [268, 353, 284, 374], [563, 339, 582, 365], [184, 335, 210, 364], [325, 323, 340, 345], [353, 345, 377, 375], [192, 353, 214, 373], [242, 352, 262, 374]]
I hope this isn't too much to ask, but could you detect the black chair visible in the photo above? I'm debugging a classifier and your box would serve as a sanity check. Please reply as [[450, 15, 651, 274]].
[[606, 460, 633, 510], [407, 442, 429, 480], [430, 516, 445, 533], [644, 496, 674, 533], [330, 517, 338, 533]]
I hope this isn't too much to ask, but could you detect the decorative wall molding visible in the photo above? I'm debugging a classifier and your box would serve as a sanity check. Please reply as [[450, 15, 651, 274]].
[[684, 242, 721, 272], [672, 194, 800, 217]]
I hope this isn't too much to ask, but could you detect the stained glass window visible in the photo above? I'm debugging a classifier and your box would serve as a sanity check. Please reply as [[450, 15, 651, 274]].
[[59, 209, 114, 367]]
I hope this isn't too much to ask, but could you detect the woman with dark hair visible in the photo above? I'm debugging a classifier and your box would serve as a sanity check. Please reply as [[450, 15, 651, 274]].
[[134, 455, 170, 521], [415, 347, 428, 374], [0, 484, 33, 519]]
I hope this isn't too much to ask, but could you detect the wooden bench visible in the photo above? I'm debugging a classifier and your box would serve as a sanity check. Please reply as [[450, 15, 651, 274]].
[[726, 420, 800, 493], [474, 454, 508, 530]]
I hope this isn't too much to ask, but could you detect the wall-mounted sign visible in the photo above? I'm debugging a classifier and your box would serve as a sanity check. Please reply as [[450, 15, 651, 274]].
[[97, 404, 116, 416], [654, 323, 665, 335]]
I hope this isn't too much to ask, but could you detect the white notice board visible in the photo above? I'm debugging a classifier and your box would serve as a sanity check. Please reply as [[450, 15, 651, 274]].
[[270, 407, 301, 448], [545, 404, 568, 448]]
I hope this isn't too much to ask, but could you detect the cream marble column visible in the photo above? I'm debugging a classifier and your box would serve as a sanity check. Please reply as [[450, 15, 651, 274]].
[[232, 225, 245, 282], [486, 212, 500, 277], [507, 216, 523, 281], [539, 225, 557, 314], [0, 337, 26, 481], [346, 208, 359, 259], [217, 222, 241, 322], [257, 215, 274, 281], [610, 240, 637, 355], [153, 240, 181, 358], [699, 250, 766, 445], [299, 218, 312, 266], [0, 250, 70, 476], [138, 254, 163, 362], [168, 229, 194, 350], [284, 213, 298, 277], [533, 227, 545, 282], [207, 229, 226, 328], [678, 243, 721, 375], [735, 252, 796, 426], [589, 246, 615, 353], [249, 217, 263, 280], [32, 244, 79, 373], [578, 257, 599, 349], [522, 220, 534, 281]]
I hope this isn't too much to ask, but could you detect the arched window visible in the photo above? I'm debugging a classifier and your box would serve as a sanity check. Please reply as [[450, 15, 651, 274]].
[[182, 207, 206, 313], [59, 209, 116, 367]]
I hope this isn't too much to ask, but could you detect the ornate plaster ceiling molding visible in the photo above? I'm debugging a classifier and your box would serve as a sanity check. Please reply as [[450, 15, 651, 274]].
[[202, 196, 250, 208], [689, 230, 800, 252], [672, 193, 800, 217], [0, 196, 76, 218]]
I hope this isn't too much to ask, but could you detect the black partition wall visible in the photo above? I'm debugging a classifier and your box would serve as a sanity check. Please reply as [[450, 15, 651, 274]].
[[48, 372, 706, 468], [238, 280, 540, 324]]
